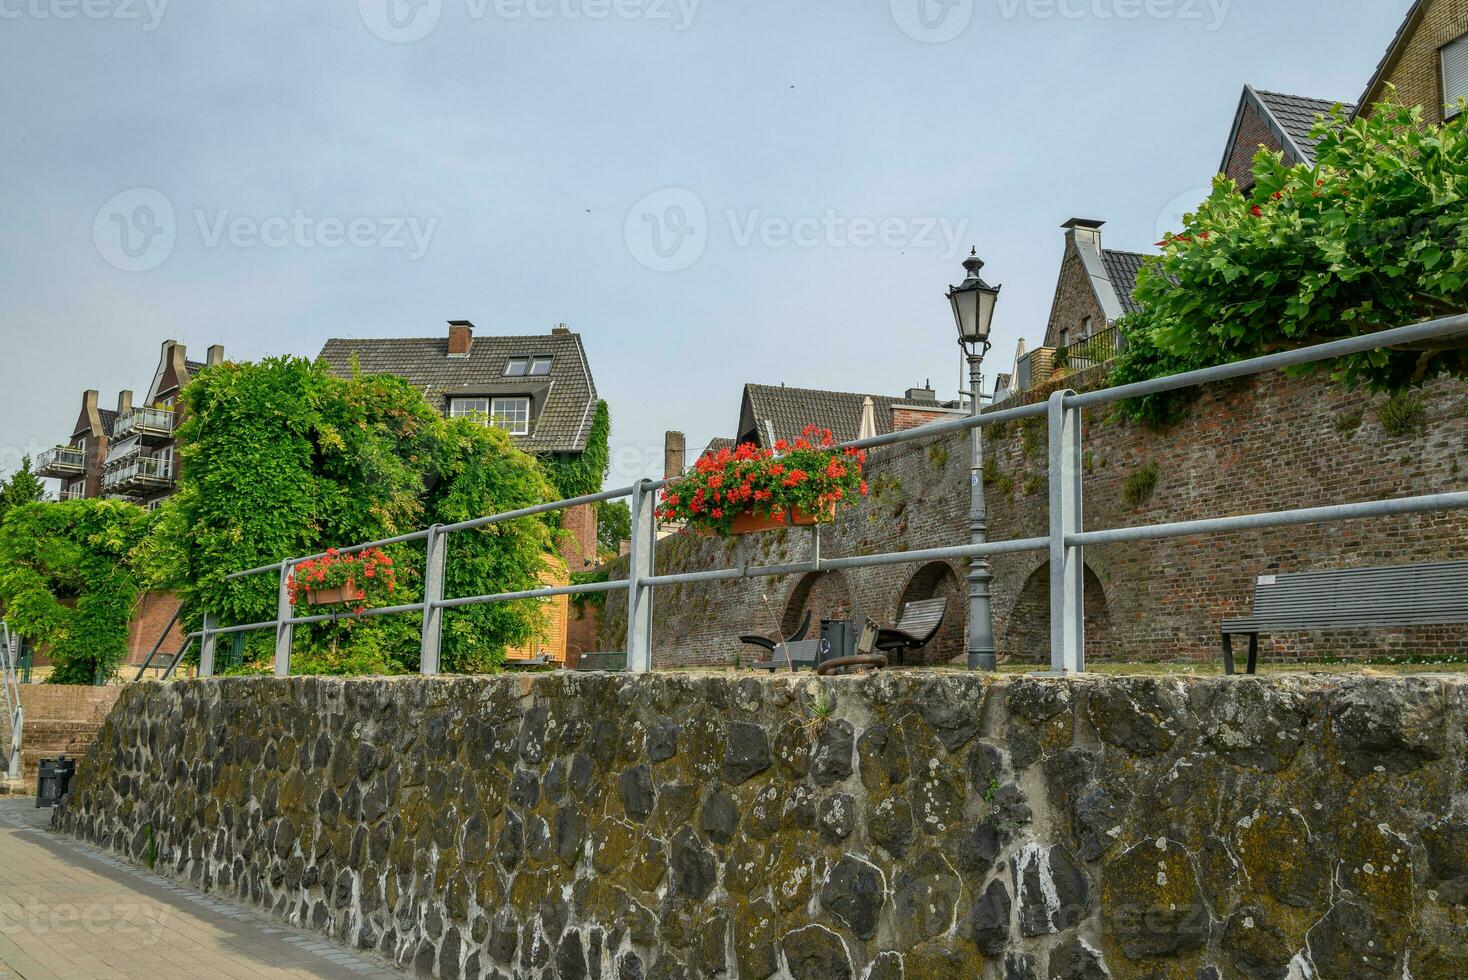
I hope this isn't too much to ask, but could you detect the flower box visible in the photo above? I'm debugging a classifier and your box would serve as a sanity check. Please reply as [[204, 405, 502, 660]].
[[661, 426, 867, 539], [699, 505, 830, 537], [305, 581, 366, 606]]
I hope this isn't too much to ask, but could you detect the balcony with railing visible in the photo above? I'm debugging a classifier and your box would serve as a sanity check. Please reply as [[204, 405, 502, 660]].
[[102, 451, 174, 495], [35, 445, 88, 478], [1054, 324, 1125, 374], [113, 406, 177, 443], [53, 487, 88, 501]]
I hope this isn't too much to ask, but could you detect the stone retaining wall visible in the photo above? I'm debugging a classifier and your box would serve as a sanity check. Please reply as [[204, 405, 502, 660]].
[[56, 673, 1468, 978]]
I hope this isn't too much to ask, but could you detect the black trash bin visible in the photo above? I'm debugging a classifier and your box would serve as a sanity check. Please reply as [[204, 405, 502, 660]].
[[36, 756, 76, 809]]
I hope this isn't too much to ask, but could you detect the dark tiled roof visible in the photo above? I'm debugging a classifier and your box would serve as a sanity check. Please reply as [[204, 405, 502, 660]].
[[317, 332, 598, 454], [1255, 90, 1355, 164], [700, 437, 736, 459], [97, 409, 118, 436], [184, 360, 206, 376], [1101, 249, 1149, 316], [739, 384, 952, 447]]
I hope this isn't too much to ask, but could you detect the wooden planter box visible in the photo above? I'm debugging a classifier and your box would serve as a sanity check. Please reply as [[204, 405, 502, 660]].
[[306, 581, 366, 606], [699, 505, 830, 537]]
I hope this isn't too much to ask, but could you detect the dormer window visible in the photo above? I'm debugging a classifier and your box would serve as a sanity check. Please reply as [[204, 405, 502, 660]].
[[450, 396, 531, 436], [505, 355, 553, 377]]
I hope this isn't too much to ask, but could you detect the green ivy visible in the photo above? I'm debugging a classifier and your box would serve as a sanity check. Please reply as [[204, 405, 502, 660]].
[[0, 500, 151, 684], [1113, 97, 1468, 424], [542, 400, 611, 501], [142, 357, 555, 676]]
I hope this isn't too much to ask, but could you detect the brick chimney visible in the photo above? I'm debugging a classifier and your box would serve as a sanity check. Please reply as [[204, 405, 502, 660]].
[[448, 320, 474, 357], [117, 390, 133, 418], [1062, 217, 1105, 252], [664, 432, 686, 480], [81, 389, 102, 436], [206, 344, 225, 367], [552, 323, 571, 336]]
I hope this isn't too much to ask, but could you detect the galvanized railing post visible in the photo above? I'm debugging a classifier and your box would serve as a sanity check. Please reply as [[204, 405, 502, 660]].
[[1047, 390, 1085, 673], [199, 612, 217, 678], [625, 480, 656, 673], [274, 559, 294, 677], [420, 525, 447, 676]]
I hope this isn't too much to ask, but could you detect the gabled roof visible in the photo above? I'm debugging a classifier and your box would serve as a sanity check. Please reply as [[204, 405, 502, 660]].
[[1353, 0, 1429, 119], [736, 383, 955, 448], [701, 437, 736, 459], [317, 330, 599, 454], [98, 409, 118, 436], [1221, 86, 1355, 175], [1100, 249, 1148, 316]]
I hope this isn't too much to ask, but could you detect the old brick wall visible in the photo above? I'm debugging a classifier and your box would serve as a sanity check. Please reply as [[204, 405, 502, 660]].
[[126, 590, 187, 666], [1222, 98, 1284, 189], [56, 673, 1468, 979], [599, 371, 1467, 666], [1362, 0, 1468, 126]]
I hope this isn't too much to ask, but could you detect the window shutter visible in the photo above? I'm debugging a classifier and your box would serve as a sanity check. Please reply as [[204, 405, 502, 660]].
[[1444, 34, 1468, 116]]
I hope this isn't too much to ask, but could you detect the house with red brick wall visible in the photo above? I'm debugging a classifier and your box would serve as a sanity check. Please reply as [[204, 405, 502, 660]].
[[318, 320, 602, 665]]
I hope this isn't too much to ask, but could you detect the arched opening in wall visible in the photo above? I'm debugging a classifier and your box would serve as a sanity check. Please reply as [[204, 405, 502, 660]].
[[1005, 562, 1117, 664], [894, 562, 964, 664], [781, 570, 853, 640]]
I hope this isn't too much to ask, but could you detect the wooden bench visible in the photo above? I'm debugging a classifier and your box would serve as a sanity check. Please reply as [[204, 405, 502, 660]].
[[1221, 560, 1468, 675], [573, 652, 628, 672], [874, 598, 949, 666]]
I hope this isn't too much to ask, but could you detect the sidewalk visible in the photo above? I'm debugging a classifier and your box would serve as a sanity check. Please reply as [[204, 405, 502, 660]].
[[0, 801, 401, 979]]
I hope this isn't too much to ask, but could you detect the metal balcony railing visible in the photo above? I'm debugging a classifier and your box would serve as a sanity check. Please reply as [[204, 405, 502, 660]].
[[102, 452, 174, 493], [179, 313, 1468, 679], [35, 445, 87, 477], [1055, 325, 1124, 374], [113, 407, 176, 441]]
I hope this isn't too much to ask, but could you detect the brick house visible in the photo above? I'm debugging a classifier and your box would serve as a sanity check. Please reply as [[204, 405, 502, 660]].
[[696, 381, 965, 460], [317, 321, 601, 665], [30, 340, 223, 677], [1354, 0, 1468, 126], [1219, 88, 1357, 192]]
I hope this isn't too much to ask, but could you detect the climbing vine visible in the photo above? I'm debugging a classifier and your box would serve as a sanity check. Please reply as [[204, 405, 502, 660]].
[[0, 500, 151, 684], [143, 357, 555, 675], [542, 400, 610, 501]]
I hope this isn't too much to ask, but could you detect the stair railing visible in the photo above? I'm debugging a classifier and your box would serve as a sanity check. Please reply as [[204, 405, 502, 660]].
[[0, 622, 24, 782]]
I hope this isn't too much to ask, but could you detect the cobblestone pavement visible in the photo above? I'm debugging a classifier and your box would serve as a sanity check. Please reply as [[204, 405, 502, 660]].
[[0, 800, 401, 979]]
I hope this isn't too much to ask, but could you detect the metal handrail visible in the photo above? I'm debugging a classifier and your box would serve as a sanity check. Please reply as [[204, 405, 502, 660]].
[[189, 312, 1468, 678], [113, 406, 177, 438], [1, 623, 24, 782], [36, 445, 87, 472]]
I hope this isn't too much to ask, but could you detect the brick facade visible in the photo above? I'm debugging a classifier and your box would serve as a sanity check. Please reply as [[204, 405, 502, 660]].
[[596, 371, 1467, 666], [125, 590, 188, 667], [1042, 239, 1108, 350], [1359, 0, 1468, 126], [1221, 99, 1284, 189]]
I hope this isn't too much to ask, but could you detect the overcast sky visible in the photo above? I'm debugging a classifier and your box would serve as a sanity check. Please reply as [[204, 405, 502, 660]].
[[0, 0, 1409, 487]]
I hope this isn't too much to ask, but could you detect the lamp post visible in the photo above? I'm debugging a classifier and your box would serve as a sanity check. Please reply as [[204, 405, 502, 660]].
[[947, 248, 1000, 671]]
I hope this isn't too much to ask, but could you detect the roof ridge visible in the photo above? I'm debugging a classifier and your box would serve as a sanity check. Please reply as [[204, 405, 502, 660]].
[[746, 381, 903, 402], [323, 333, 581, 343], [1253, 88, 1356, 108], [1102, 247, 1152, 259]]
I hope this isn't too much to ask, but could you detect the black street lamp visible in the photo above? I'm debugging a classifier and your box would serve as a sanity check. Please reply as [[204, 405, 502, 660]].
[[947, 249, 999, 671]]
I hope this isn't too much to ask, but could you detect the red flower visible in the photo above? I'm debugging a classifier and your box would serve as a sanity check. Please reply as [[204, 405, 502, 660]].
[[1251, 205, 1264, 217]]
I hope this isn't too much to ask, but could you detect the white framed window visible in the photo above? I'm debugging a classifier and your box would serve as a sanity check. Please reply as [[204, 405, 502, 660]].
[[490, 397, 531, 435], [450, 397, 491, 420], [504, 357, 529, 377], [528, 355, 553, 376], [1444, 34, 1468, 118]]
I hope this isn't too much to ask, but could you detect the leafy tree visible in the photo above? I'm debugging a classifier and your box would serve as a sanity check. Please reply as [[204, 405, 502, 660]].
[[596, 499, 631, 559], [0, 500, 151, 684], [1114, 96, 1468, 423], [0, 455, 47, 525], [143, 357, 554, 675]]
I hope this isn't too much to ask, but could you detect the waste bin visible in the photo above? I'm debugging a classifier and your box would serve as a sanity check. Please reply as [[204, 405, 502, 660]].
[[35, 756, 75, 809]]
